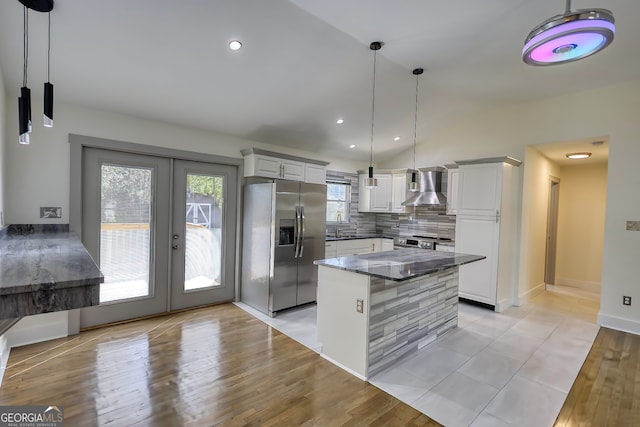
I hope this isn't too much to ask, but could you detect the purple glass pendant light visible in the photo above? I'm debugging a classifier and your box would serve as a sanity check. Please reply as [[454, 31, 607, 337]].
[[522, 0, 614, 66]]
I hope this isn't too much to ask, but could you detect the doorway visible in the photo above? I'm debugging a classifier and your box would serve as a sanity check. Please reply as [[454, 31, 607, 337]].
[[545, 177, 560, 287], [79, 147, 237, 328]]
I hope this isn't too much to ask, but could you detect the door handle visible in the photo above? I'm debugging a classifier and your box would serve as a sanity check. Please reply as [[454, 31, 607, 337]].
[[294, 206, 300, 258], [299, 206, 305, 257]]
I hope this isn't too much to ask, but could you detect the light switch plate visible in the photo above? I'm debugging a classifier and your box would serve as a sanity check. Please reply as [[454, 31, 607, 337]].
[[626, 221, 640, 231]]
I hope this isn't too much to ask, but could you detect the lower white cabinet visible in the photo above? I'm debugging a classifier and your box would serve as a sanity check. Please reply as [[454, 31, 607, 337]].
[[325, 238, 394, 258], [325, 241, 337, 258]]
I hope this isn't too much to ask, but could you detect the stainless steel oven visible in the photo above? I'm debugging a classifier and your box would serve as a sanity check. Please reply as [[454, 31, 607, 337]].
[[393, 237, 435, 250], [393, 236, 454, 251]]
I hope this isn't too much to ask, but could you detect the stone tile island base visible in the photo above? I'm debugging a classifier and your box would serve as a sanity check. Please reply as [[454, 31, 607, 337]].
[[317, 265, 458, 380]]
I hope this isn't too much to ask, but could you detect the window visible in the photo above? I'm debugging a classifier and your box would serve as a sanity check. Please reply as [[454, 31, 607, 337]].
[[326, 182, 351, 223]]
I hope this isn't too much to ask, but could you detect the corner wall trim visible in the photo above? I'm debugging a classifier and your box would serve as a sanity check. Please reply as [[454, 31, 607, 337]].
[[598, 313, 640, 336]]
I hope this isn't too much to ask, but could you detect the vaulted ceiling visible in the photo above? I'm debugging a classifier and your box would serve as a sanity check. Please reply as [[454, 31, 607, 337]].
[[0, 1, 637, 162]]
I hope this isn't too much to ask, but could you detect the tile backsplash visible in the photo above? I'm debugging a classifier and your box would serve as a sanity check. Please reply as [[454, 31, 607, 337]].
[[326, 170, 456, 240]]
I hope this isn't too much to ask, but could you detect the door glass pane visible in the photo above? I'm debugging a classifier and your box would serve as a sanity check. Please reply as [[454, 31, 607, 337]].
[[100, 164, 152, 302], [184, 174, 223, 291]]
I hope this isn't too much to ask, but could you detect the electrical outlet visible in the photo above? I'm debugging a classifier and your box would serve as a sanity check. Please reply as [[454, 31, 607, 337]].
[[626, 221, 640, 231], [356, 299, 364, 313], [623, 296, 632, 306]]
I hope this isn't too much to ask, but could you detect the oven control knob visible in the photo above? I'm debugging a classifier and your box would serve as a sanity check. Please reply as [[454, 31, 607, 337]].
[[398, 239, 406, 245], [418, 241, 428, 248]]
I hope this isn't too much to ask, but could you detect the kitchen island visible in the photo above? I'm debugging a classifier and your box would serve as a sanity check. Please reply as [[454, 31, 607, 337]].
[[314, 248, 484, 379]]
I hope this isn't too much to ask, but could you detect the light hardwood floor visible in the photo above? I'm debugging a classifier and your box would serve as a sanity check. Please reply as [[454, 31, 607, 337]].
[[0, 304, 440, 426]]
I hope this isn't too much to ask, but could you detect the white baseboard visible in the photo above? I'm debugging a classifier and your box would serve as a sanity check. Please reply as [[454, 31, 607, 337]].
[[319, 353, 368, 381], [598, 313, 640, 336], [515, 282, 545, 306], [556, 277, 601, 294], [7, 312, 69, 348]]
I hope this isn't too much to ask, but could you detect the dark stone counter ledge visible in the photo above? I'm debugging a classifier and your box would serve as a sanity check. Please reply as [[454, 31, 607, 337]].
[[314, 248, 484, 282], [0, 225, 103, 320]]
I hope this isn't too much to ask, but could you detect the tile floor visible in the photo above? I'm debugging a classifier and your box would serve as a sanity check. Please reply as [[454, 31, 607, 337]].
[[235, 288, 600, 427]]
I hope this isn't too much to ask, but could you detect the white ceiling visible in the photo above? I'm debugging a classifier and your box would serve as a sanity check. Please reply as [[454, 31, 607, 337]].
[[0, 0, 637, 162]]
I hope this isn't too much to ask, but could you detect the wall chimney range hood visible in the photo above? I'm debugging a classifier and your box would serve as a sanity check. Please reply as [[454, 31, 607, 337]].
[[401, 167, 447, 207]]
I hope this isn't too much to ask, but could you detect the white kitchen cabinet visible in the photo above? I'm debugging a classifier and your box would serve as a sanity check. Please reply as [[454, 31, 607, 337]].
[[380, 238, 394, 251], [305, 163, 327, 184], [446, 166, 460, 215], [454, 157, 521, 311], [358, 173, 391, 212], [336, 239, 375, 256], [391, 172, 412, 213], [242, 148, 328, 183], [358, 169, 412, 213], [331, 238, 394, 257], [325, 241, 337, 258]]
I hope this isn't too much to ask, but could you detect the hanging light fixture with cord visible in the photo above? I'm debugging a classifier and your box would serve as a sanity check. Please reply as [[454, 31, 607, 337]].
[[44, 10, 53, 127], [365, 41, 383, 188], [17, 0, 54, 144], [522, 0, 614, 66], [408, 68, 423, 192], [18, 5, 31, 144]]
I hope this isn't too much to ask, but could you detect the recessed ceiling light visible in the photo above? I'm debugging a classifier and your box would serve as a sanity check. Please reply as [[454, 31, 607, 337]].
[[394, 136, 400, 141], [566, 152, 592, 159], [349, 144, 356, 149], [336, 118, 344, 124], [229, 40, 242, 51]]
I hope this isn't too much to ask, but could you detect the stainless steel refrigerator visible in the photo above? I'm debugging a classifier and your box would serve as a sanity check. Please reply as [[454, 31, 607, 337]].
[[241, 180, 326, 317]]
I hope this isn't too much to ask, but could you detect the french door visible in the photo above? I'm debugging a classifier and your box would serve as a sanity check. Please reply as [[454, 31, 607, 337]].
[[80, 148, 237, 328]]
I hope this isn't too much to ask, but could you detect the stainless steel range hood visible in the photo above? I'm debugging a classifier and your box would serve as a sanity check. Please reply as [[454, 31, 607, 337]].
[[401, 167, 447, 206]]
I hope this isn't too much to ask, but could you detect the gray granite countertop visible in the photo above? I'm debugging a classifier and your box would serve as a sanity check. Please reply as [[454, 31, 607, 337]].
[[0, 225, 104, 295], [314, 248, 484, 282]]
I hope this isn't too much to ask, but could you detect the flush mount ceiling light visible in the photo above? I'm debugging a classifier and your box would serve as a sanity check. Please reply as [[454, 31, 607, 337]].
[[365, 41, 383, 189], [349, 144, 356, 149], [522, 0, 615, 66], [408, 68, 423, 192], [336, 118, 344, 124], [229, 40, 242, 50], [394, 136, 400, 141], [566, 152, 592, 159]]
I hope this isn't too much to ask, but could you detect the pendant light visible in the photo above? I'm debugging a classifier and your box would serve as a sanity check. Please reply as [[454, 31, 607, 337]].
[[18, 5, 31, 144], [408, 68, 423, 192], [365, 41, 383, 188], [17, 0, 54, 144], [522, 0, 615, 66], [44, 11, 53, 127]]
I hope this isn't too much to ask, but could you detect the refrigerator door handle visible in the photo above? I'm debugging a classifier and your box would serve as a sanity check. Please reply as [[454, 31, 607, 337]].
[[294, 206, 300, 258], [299, 206, 305, 257]]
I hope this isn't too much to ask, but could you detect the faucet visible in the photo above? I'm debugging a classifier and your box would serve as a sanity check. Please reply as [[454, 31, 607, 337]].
[[335, 213, 342, 237]]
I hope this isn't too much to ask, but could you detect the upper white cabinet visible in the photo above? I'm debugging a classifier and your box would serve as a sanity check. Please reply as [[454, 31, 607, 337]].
[[445, 165, 459, 215], [305, 163, 327, 184], [242, 148, 328, 184], [391, 172, 413, 213], [358, 169, 412, 213]]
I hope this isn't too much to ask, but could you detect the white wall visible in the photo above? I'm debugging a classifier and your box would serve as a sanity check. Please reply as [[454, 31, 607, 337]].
[[382, 79, 640, 334], [0, 65, 5, 226], [556, 162, 607, 292], [517, 147, 561, 303], [3, 100, 367, 224]]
